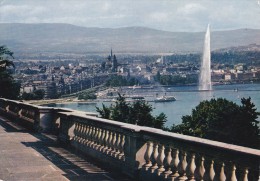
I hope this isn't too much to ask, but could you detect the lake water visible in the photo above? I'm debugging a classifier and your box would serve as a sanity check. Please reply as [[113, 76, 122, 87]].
[[49, 83, 260, 127]]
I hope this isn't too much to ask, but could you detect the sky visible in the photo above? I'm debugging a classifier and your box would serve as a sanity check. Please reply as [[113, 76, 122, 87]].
[[0, 0, 260, 32]]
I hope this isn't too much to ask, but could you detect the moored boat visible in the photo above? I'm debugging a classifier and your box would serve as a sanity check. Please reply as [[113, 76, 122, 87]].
[[154, 96, 176, 102]]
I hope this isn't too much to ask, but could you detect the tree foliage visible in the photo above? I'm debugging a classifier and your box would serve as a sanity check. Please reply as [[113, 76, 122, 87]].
[[0, 46, 20, 99], [78, 93, 97, 100], [22, 89, 45, 100], [96, 94, 167, 129], [106, 75, 139, 87], [156, 74, 197, 85], [171, 97, 259, 148]]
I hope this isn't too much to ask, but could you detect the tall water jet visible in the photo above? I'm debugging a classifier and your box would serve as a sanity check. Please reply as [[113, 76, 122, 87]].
[[199, 24, 212, 91]]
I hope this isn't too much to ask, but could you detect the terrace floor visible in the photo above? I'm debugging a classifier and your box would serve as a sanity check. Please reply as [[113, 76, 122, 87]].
[[0, 115, 130, 181]]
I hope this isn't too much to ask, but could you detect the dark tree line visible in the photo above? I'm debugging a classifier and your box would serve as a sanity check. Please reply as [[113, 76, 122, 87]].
[[96, 94, 167, 129], [211, 51, 260, 65], [155, 71, 197, 85], [97, 95, 259, 149], [0, 46, 20, 99], [106, 75, 139, 87], [21, 89, 45, 100], [171, 97, 259, 149], [165, 51, 260, 66]]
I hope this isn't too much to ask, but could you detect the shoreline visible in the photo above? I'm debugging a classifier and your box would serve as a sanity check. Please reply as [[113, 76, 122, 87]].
[[26, 82, 260, 105]]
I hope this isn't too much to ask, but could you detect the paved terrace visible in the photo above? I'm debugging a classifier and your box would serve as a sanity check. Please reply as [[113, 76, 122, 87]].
[[0, 116, 130, 181], [0, 98, 259, 181]]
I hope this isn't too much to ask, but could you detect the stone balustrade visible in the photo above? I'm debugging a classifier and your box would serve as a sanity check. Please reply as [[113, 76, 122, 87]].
[[0, 98, 97, 132], [0, 98, 259, 180]]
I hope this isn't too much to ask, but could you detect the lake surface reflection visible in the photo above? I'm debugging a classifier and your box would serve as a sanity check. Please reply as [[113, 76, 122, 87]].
[[49, 84, 260, 127]]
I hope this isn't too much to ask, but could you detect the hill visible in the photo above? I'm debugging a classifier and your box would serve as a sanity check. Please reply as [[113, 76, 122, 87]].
[[0, 23, 260, 54]]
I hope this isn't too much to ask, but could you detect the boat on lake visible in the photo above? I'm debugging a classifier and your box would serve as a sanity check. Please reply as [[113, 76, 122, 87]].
[[154, 96, 176, 102]]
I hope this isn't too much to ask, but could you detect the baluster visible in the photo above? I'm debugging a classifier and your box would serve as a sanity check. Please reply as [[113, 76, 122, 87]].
[[93, 127, 99, 149], [92, 127, 97, 148], [198, 156, 205, 180], [82, 124, 88, 145], [242, 168, 248, 181], [79, 124, 84, 143], [209, 160, 215, 181], [143, 141, 153, 170], [73, 122, 79, 142], [96, 127, 101, 146], [90, 126, 96, 148], [156, 144, 165, 176], [98, 128, 105, 151], [114, 132, 121, 157], [81, 124, 87, 147], [168, 149, 180, 180], [102, 129, 109, 152], [87, 126, 93, 147], [178, 151, 188, 180], [109, 131, 115, 155], [18, 108, 22, 117], [162, 146, 172, 178], [219, 163, 226, 181], [230, 165, 237, 181], [150, 143, 159, 173], [106, 130, 113, 154], [96, 127, 102, 149], [72, 122, 77, 141], [84, 125, 90, 145], [118, 134, 125, 160], [78, 123, 84, 143], [86, 125, 92, 146], [187, 153, 196, 180]]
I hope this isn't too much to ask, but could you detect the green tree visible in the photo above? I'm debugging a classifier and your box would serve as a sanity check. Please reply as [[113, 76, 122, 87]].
[[0, 46, 20, 99], [78, 93, 97, 100], [96, 94, 167, 129], [22, 89, 45, 100], [171, 98, 259, 148], [154, 71, 161, 82], [106, 75, 139, 87], [96, 104, 111, 119], [34, 89, 45, 99]]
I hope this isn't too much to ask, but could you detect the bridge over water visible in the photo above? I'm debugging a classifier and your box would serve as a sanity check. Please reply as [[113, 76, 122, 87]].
[[0, 98, 259, 180]]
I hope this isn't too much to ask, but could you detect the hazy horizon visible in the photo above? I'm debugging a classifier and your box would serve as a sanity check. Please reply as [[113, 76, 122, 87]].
[[1, 22, 260, 33], [1, 0, 260, 32]]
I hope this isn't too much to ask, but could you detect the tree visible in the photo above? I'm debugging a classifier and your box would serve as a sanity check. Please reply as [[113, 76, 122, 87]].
[[171, 98, 259, 148], [106, 75, 139, 87], [78, 93, 97, 100], [21, 89, 45, 100], [96, 94, 167, 129], [0, 46, 20, 99]]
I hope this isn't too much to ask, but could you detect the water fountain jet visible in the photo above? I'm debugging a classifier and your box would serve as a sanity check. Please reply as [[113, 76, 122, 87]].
[[199, 24, 212, 91]]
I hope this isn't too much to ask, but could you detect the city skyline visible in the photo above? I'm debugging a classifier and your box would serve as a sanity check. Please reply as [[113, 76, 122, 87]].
[[0, 0, 260, 32]]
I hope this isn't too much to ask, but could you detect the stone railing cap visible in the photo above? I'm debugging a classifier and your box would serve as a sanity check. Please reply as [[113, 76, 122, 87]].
[[141, 128, 260, 157]]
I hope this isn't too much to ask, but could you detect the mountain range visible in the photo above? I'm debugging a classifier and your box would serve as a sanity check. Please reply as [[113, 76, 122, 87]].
[[0, 23, 259, 54]]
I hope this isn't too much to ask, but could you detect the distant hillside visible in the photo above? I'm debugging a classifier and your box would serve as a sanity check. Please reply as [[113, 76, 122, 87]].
[[0, 23, 259, 54], [214, 44, 260, 53]]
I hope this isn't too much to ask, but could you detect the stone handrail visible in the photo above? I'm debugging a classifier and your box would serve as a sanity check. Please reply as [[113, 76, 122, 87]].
[[0, 98, 97, 132], [0, 98, 259, 180], [58, 112, 260, 180]]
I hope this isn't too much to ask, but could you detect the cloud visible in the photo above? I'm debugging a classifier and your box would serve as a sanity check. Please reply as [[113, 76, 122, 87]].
[[148, 12, 170, 23], [0, 0, 259, 32], [177, 3, 207, 15]]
